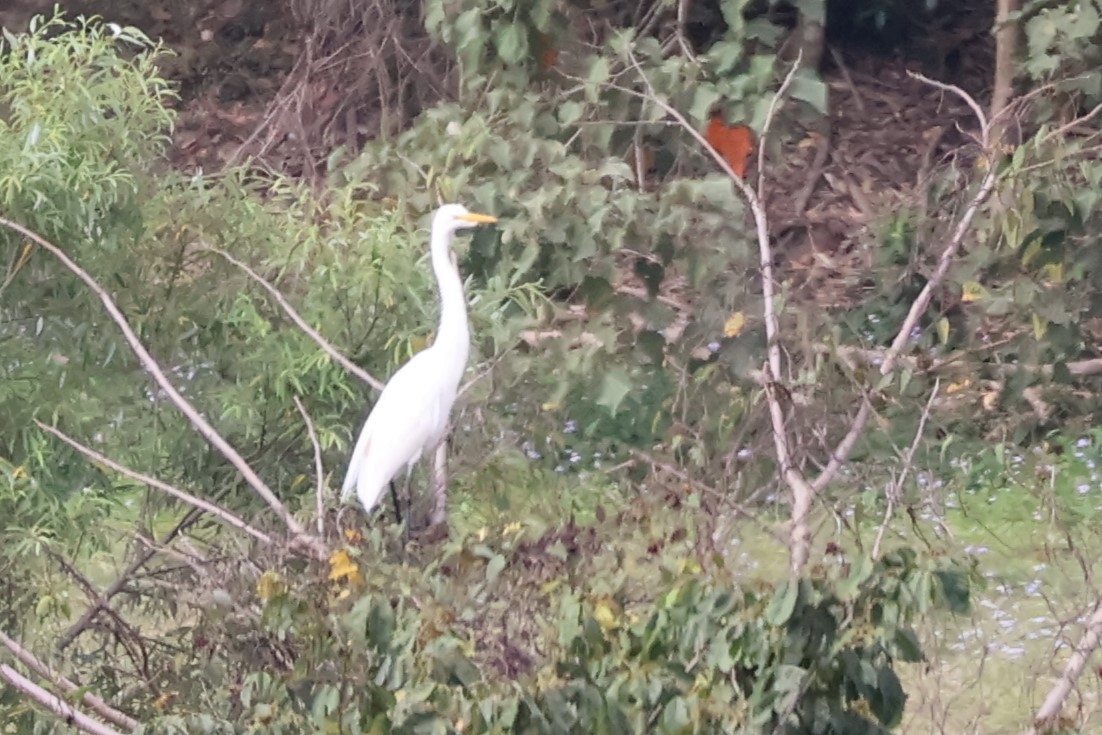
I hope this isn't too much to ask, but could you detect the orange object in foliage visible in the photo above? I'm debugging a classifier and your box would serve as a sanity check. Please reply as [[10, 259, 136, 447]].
[[537, 32, 559, 69], [705, 114, 753, 178]]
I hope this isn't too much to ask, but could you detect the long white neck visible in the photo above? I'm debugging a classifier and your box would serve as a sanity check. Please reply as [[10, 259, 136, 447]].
[[429, 224, 470, 379]]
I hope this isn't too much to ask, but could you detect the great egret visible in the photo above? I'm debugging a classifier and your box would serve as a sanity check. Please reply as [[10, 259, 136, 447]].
[[340, 203, 498, 522]]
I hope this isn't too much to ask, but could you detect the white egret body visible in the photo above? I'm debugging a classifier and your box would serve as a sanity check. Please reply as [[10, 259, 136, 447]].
[[340, 204, 497, 516]]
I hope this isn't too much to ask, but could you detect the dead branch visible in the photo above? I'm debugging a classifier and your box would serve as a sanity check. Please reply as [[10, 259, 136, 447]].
[[621, 49, 825, 570], [1028, 597, 1102, 734], [36, 422, 275, 547], [0, 218, 325, 559], [0, 664, 129, 735], [815, 74, 1000, 494], [204, 245, 385, 392], [292, 395, 327, 535], [879, 85, 997, 375], [872, 380, 940, 558], [0, 630, 137, 731]]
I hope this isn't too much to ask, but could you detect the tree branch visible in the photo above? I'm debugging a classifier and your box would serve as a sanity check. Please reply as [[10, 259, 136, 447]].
[[292, 394, 327, 535], [36, 421, 275, 547], [56, 509, 203, 651], [1028, 597, 1102, 734], [204, 245, 385, 392], [0, 630, 138, 731], [0, 663, 130, 735], [0, 218, 325, 559]]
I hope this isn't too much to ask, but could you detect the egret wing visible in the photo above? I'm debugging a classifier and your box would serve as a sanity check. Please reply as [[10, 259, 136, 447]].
[[339, 350, 447, 509]]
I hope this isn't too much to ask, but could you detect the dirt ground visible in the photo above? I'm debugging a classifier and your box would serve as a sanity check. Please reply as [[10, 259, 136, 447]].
[[1, 0, 997, 303]]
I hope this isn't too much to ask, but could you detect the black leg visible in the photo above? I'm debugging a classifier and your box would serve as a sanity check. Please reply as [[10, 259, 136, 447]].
[[389, 480, 402, 525]]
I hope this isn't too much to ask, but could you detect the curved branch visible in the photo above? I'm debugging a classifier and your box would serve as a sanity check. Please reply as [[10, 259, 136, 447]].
[[0, 631, 137, 731], [204, 245, 385, 392], [0, 664, 129, 735], [292, 394, 327, 535], [1028, 598, 1102, 734], [35, 422, 275, 547], [0, 217, 324, 559]]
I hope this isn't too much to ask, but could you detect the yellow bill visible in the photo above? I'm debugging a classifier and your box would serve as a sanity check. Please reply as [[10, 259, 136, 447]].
[[458, 212, 498, 224]]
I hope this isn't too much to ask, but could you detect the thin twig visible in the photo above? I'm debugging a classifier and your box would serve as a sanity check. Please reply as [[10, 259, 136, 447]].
[[757, 50, 803, 206], [1039, 99, 1102, 147], [204, 245, 385, 392], [0, 664, 128, 735], [34, 423, 274, 546], [623, 49, 819, 571], [292, 395, 326, 535], [0, 630, 138, 731], [57, 509, 203, 651], [0, 219, 323, 558], [907, 71, 988, 136], [872, 379, 940, 558]]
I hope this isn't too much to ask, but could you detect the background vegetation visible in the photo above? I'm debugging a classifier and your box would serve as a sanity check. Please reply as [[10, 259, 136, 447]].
[[2, 0, 1102, 733]]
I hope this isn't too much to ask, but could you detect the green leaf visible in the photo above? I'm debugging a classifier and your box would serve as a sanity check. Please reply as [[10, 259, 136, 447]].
[[585, 56, 610, 102], [837, 554, 874, 601], [789, 71, 828, 114], [689, 85, 721, 124], [558, 100, 584, 125], [660, 696, 691, 733], [596, 368, 632, 414], [934, 569, 971, 613], [763, 579, 799, 626], [486, 553, 506, 583], [495, 23, 529, 65]]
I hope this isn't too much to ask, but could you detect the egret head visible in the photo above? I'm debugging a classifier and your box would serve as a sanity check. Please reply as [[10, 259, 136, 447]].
[[433, 203, 498, 235]]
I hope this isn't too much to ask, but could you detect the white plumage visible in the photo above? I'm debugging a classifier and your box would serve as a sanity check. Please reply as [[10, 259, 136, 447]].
[[340, 203, 497, 516]]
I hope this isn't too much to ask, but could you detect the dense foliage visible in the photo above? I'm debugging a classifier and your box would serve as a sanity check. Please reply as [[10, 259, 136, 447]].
[[3, 0, 1102, 732]]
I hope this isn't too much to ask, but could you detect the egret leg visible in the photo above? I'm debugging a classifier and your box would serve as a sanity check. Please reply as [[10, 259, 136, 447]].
[[388, 480, 402, 525]]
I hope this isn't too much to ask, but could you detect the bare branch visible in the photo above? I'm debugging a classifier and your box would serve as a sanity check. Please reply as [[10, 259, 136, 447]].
[[0, 630, 138, 731], [906, 71, 989, 141], [0, 664, 130, 735], [873, 380, 940, 558], [1028, 597, 1102, 734], [881, 83, 998, 376], [0, 218, 324, 558], [204, 245, 385, 392], [756, 50, 803, 205], [292, 395, 327, 535], [36, 422, 275, 547]]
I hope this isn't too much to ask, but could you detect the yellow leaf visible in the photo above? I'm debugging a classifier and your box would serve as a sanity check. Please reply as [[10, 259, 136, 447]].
[[541, 578, 563, 595], [960, 281, 990, 303], [344, 528, 363, 543], [593, 598, 620, 632], [946, 379, 971, 395], [937, 317, 950, 344], [256, 571, 285, 601], [1032, 312, 1048, 340], [542, 401, 560, 411], [723, 312, 746, 338], [503, 522, 523, 536], [328, 549, 363, 585], [1041, 262, 1063, 285], [11, 466, 26, 480]]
